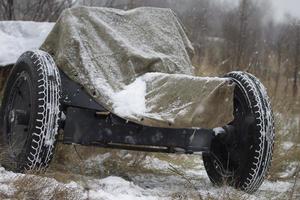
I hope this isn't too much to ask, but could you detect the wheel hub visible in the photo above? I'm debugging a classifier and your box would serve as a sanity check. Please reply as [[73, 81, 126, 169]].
[[5, 73, 32, 158], [9, 109, 30, 125], [207, 91, 255, 179]]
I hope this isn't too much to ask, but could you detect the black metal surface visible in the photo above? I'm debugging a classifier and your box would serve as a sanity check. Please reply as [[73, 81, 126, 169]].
[[60, 70, 107, 111], [5, 72, 32, 157], [63, 107, 216, 153]]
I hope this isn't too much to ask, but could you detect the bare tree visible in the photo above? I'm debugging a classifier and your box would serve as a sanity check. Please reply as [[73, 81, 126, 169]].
[[274, 26, 286, 96], [0, 0, 15, 20], [235, 0, 249, 68], [220, 0, 272, 74], [0, 0, 76, 21], [293, 21, 300, 97]]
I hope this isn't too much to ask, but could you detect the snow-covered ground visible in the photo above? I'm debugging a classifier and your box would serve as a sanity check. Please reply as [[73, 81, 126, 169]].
[[0, 21, 54, 66], [0, 146, 299, 200]]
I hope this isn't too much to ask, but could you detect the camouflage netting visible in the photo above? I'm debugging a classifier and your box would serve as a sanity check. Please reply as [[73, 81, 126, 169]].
[[41, 6, 234, 128]]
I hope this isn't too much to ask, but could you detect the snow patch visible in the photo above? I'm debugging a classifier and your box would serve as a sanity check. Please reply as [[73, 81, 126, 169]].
[[143, 156, 174, 171], [277, 161, 299, 178], [0, 166, 84, 199], [112, 78, 147, 117], [282, 141, 294, 151], [213, 127, 225, 136], [85, 152, 111, 167], [0, 21, 54, 66], [87, 176, 159, 200], [260, 180, 293, 193]]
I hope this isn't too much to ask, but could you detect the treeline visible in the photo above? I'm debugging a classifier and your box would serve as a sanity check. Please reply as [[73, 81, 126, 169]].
[[1, 0, 299, 100], [0, 0, 75, 21]]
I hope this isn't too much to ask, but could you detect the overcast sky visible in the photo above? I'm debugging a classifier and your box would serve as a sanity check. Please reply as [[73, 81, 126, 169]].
[[226, 0, 300, 21], [272, 0, 300, 21]]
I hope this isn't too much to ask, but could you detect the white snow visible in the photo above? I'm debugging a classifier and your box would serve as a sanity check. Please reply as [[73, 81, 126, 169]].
[[277, 161, 299, 178], [0, 151, 298, 200], [112, 77, 147, 117], [282, 141, 294, 151], [85, 152, 111, 168], [0, 166, 84, 199], [213, 127, 225, 136], [259, 180, 293, 193], [0, 167, 17, 196], [142, 156, 174, 171], [0, 165, 162, 200], [0, 21, 54, 66], [87, 176, 159, 200]]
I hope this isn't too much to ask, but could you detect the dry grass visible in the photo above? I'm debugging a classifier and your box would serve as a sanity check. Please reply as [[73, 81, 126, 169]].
[[48, 143, 177, 179], [268, 111, 300, 181], [0, 63, 299, 199], [12, 176, 78, 200], [0, 172, 81, 199]]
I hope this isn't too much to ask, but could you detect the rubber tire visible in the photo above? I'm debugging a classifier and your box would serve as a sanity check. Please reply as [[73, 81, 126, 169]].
[[202, 71, 275, 193], [0, 50, 61, 172]]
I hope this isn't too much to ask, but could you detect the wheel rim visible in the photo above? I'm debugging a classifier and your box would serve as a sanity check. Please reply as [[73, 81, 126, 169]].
[[230, 84, 254, 177], [209, 80, 255, 183], [5, 71, 32, 159]]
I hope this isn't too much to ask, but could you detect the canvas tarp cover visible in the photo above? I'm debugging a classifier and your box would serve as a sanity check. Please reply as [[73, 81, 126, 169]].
[[41, 6, 235, 128]]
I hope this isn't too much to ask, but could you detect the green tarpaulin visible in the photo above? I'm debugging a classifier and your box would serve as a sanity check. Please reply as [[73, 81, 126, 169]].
[[41, 6, 234, 128]]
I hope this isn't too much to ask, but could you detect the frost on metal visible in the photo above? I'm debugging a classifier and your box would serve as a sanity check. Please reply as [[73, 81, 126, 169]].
[[212, 127, 225, 136], [41, 6, 235, 129]]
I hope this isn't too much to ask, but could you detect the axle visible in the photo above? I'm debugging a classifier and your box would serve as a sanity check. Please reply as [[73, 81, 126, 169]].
[[61, 107, 235, 154]]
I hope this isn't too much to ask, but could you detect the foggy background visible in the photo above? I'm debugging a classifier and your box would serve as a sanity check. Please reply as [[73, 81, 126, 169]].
[[0, 0, 299, 128]]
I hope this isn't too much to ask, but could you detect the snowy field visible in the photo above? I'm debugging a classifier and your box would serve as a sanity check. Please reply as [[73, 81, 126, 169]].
[[0, 20, 299, 200], [0, 143, 299, 200]]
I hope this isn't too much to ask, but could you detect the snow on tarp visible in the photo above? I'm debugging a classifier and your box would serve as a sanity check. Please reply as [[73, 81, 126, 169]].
[[41, 6, 235, 128], [0, 21, 54, 66]]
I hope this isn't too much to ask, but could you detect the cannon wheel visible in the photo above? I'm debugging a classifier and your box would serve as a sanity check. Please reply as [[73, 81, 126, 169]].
[[0, 50, 61, 172], [202, 71, 275, 193]]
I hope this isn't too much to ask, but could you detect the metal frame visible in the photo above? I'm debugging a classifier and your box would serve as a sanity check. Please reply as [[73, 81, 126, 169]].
[[59, 71, 230, 154]]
